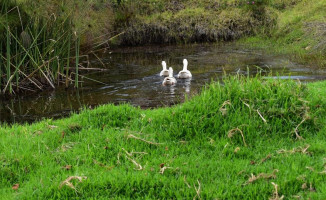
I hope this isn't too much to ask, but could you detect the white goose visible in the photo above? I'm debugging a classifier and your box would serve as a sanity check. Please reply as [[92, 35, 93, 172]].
[[160, 61, 169, 76], [177, 59, 192, 79], [162, 67, 177, 86]]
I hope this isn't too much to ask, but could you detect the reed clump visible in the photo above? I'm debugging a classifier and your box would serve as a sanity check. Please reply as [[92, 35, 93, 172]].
[[0, 0, 115, 95], [0, 0, 80, 94]]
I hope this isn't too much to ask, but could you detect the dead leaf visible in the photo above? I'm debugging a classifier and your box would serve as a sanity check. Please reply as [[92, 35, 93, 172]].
[[238, 170, 245, 175], [219, 100, 231, 115], [34, 130, 43, 135], [270, 182, 284, 200], [125, 155, 143, 170], [292, 195, 302, 200], [159, 166, 172, 174], [244, 169, 279, 185], [61, 131, 65, 138], [260, 154, 272, 164], [12, 184, 19, 190], [294, 118, 307, 140], [127, 134, 162, 145], [59, 176, 87, 191], [277, 145, 310, 155], [306, 166, 314, 171], [62, 165, 72, 171], [228, 128, 247, 146], [234, 147, 240, 153], [309, 183, 316, 192], [48, 125, 58, 129], [101, 124, 106, 130], [193, 180, 201, 200], [93, 160, 114, 170]]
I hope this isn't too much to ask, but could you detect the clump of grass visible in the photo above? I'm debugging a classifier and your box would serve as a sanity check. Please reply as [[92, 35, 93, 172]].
[[0, 0, 83, 94], [0, 0, 117, 94], [241, 0, 326, 67], [67, 123, 82, 133], [114, 1, 277, 45], [0, 76, 326, 198]]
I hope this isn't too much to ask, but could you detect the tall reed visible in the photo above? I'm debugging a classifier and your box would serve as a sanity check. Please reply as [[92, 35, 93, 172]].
[[0, 0, 80, 95]]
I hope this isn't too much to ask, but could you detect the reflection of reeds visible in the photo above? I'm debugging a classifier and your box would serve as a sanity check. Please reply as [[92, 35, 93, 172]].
[[0, 1, 80, 94]]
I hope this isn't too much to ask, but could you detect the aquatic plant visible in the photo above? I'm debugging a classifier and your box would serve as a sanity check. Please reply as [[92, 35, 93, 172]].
[[0, 0, 80, 94]]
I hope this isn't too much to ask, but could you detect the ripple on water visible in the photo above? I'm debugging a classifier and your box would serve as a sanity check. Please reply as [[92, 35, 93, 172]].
[[1, 43, 326, 124]]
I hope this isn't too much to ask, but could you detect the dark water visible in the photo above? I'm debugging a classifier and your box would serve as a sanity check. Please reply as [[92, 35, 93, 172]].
[[1, 43, 326, 124]]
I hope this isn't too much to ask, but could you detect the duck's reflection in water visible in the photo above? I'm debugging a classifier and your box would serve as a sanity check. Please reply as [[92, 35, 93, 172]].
[[184, 78, 192, 93], [169, 85, 176, 96]]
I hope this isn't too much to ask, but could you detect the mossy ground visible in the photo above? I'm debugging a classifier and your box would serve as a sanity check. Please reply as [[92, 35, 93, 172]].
[[1, 76, 326, 199]]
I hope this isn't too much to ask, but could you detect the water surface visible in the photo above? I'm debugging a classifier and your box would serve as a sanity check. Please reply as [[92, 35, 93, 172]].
[[1, 43, 325, 124]]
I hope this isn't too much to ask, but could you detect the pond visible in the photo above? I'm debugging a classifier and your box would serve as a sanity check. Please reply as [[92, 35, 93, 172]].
[[1, 43, 326, 124]]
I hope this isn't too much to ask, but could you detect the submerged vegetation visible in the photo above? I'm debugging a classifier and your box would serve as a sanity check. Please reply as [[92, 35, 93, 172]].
[[1, 76, 326, 198]]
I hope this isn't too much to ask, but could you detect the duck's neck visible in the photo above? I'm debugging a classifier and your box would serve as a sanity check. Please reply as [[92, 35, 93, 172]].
[[169, 68, 173, 77], [183, 64, 187, 71], [162, 64, 167, 70]]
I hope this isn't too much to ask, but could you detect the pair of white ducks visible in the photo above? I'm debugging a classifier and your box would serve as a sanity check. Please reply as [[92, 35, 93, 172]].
[[160, 59, 192, 86]]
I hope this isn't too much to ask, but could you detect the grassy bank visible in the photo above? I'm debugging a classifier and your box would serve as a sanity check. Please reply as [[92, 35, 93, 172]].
[[1, 76, 326, 199], [241, 0, 326, 67], [113, 0, 276, 45]]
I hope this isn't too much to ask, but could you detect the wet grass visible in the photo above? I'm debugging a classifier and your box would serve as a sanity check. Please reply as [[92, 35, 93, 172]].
[[1, 76, 326, 199]]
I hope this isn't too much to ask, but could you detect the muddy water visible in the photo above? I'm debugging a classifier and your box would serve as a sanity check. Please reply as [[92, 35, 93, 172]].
[[1, 43, 326, 124]]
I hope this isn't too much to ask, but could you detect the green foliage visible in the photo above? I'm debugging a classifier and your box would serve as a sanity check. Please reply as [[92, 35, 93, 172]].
[[22, 0, 114, 46], [0, 77, 326, 198], [241, 0, 326, 67]]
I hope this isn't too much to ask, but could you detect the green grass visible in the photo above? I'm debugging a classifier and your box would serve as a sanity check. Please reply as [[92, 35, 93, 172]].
[[1, 1, 326, 198], [114, 1, 272, 45], [1, 76, 326, 199], [240, 0, 326, 67]]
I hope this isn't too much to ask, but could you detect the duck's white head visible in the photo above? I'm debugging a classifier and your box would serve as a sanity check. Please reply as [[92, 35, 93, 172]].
[[162, 61, 167, 70], [183, 59, 188, 71], [168, 67, 173, 78]]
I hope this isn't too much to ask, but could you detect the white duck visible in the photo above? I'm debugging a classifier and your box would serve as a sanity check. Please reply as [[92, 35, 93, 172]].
[[162, 67, 177, 86], [177, 59, 192, 79], [160, 61, 169, 76]]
